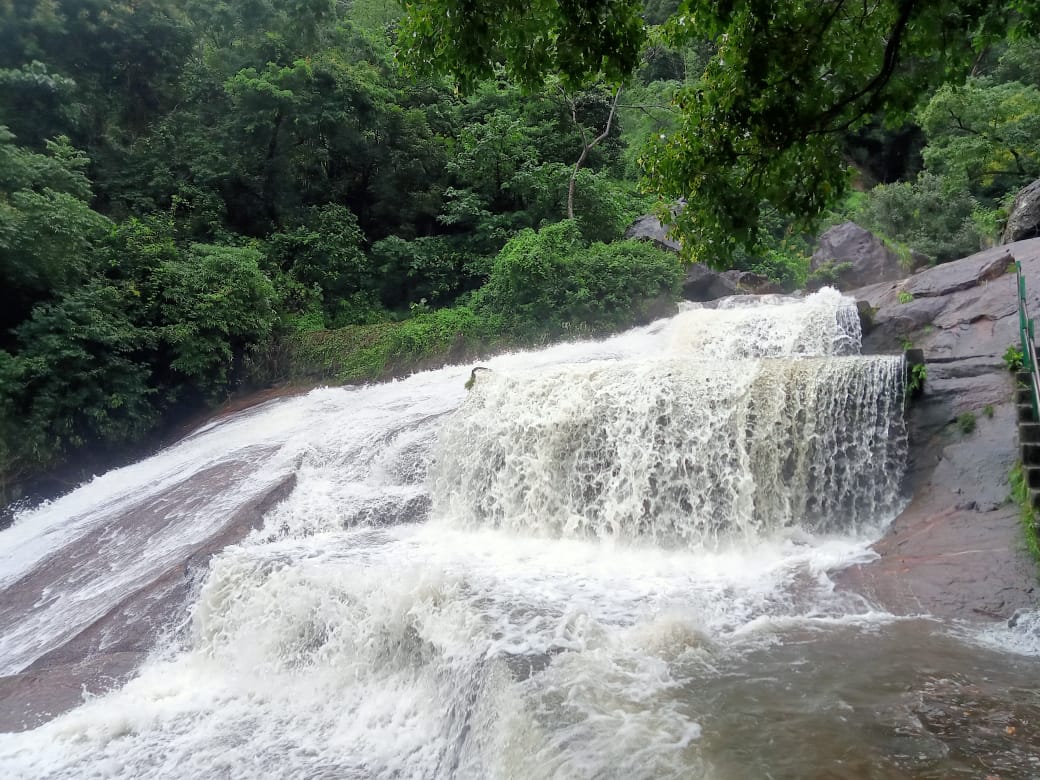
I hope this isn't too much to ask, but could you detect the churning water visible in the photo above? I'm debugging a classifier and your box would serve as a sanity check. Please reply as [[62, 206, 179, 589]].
[[2, 289, 1040, 779]]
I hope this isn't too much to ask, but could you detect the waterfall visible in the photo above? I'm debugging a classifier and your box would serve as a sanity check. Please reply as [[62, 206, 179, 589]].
[[0, 289, 935, 780], [432, 291, 905, 545]]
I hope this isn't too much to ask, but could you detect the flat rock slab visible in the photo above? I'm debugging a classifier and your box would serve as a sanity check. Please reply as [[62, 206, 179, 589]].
[[905, 250, 1013, 298], [841, 239, 1040, 620], [837, 403, 1036, 620], [0, 467, 296, 732]]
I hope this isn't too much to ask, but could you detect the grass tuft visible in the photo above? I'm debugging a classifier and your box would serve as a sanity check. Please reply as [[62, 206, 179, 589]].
[[1009, 463, 1040, 565]]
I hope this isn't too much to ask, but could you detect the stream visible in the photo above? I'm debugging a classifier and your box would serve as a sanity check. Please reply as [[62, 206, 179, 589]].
[[2, 289, 1039, 779]]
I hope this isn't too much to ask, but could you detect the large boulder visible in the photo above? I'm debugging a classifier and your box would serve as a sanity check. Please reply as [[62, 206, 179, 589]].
[[680, 265, 784, 302], [623, 215, 681, 252], [681, 263, 736, 301], [721, 269, 783, 296], [625, 213, 783, 300], [810, 221, 907, 289], [1001, 178, 1040, 244], [836, 237, 1040, 621]]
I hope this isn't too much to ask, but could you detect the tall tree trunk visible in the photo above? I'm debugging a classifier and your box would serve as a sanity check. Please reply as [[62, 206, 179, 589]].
[[567, 86, 622, 220]]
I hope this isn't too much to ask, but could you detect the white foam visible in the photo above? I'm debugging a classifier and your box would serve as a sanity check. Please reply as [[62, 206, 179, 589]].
[[0, 524, 887, 778], [973, 610, 1040, 657], [0, 288, 917, 777]]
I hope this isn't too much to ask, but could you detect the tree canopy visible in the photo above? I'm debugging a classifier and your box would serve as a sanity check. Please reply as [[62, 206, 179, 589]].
[[400, 0, 1040, 262], [3, 0, 1040, 506]]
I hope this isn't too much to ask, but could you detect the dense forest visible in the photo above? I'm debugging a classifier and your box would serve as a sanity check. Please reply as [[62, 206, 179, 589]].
[[2, 0, 1039, 504]]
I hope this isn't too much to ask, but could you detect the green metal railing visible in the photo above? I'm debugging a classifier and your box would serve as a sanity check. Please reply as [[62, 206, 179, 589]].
[[1015, 259, 1040, 421]]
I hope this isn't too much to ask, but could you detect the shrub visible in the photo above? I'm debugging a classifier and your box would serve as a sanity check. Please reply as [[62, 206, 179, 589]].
[[1009, 463, 1040, 564], [476, 220, 681, 335], [957, 411, 977, 434], [157, 243, 276, 396], [3, 284, 155, 469], [748, 247, 809, 291], [1004, 344, 1025, 372], [805, 260, 853, 291], [855, 173, 982, 262], [370, 235, 468, 308], [907, 363, 927, 396], [285, 306, 506, 383]]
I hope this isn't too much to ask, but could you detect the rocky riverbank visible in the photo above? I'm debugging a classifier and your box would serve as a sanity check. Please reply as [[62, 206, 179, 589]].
[[838, 238, 1040, 618]]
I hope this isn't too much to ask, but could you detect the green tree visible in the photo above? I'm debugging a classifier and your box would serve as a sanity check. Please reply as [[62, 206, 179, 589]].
[[0, 128, 111, 338], [2, 284, 155, 470], [0, 0, 195, 177], [917, 79, 1040, 197], [397, 0, 646, 90], [401, 0, 1040, 263], [476, 220, 680, 334], [856, 173, 982, 261], [156, 243, 277, 396], [0, 62, 78, 147]]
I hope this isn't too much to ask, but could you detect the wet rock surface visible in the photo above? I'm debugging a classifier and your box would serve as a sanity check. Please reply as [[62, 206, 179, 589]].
[[681, 264, 784, 302], [838, 238, 1040, 619], [0, 468, 296, 732]]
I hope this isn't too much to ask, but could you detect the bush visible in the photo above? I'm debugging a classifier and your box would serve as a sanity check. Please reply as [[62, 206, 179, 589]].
[[748, 247, 809, 291], [281, 221, 682, 385], [1009, 463, 1040, 564], [285, 306, 506, 383], [1004, 344, 1025, 372], [2, 285, 155, 469], [476, 220, 681, 335], [157, 243, 277, 396], [957, 412, 977, 435], [266, 205, 371, 324], [806, 260, 853, 291], [855, 173, 982, 262], [370, 235, 468, 308]]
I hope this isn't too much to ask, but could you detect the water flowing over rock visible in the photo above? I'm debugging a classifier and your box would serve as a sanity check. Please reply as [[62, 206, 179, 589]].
[[3, 288, 1040, 779], [432, 355, 904, 545]]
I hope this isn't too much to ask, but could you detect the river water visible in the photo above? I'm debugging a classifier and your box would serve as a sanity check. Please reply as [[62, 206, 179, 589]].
[[1, 289, 1039, 778]]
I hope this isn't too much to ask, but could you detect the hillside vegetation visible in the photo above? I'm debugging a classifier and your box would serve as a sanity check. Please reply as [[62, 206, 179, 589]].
[[2, 0, 1038, 502]]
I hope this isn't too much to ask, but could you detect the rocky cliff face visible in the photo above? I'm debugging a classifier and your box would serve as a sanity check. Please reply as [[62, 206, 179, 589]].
[[838, 239, 1040, 619], [1002, 179, 1040, 244]]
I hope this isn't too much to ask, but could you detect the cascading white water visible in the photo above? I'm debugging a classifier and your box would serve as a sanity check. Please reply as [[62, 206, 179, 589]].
[[13, 288, 1027, 780], [432, 355, 904, 544], [432, 287, 904, 545]]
